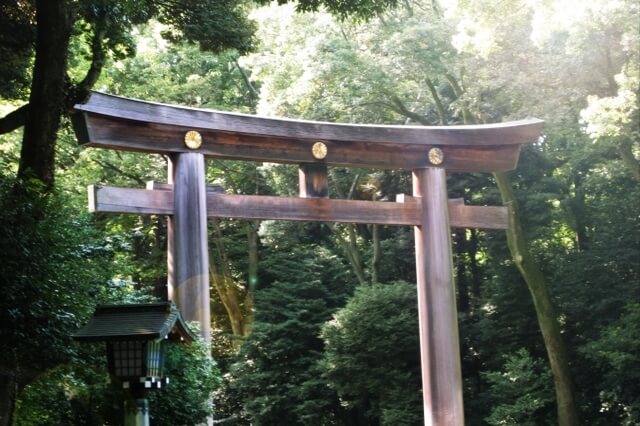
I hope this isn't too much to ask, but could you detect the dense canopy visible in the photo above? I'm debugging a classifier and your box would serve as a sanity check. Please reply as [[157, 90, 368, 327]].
[[0, 0, 638, 425]]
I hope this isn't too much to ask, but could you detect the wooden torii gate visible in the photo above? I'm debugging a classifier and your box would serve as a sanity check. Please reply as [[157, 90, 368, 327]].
[[72, 92, 543, 425]]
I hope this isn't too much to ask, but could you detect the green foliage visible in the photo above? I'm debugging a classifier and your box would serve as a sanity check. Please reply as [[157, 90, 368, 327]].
[[261, 0, 400, 22], [156, 0, 256, 55], [99, 25, 259, 112], [0, 172, 118, 424], [0, 1, 35, 99], [0, 0, 258, 102], [220, 245, 354, 424], [14, 338, 223, 426], [2, 0, 639, 423], [321, 282, 422, 425], [150, 337, 222, 425], [233, 3, 640, 423], [0, 175, 115, 376], [14, 363, 118, 426], [579, 303, 640, 424], [483, 349, 554, 426], [0, 114, 21, 175]]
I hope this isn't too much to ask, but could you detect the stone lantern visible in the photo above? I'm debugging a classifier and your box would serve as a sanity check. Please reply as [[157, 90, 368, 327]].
[[74, 302, 195, 425]]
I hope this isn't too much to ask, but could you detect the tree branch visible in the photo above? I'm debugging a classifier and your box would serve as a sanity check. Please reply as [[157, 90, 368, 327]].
[[324, 223, 367, 286], [618, 139, 640, 181], [494, 171, 579, 426], [209, 219, 250, 345], [91, 158, 146, 185], [211, 160, 242, 193], [347, 172, 361, 199], [0, 104, 29, 135], [444, 73, 464, 97], [388, 94, 430, 125], [233, 58, 259, 100], [65, 23, 107, 110], [78, 27, 106, 92], [425, 77, 447, 125], [445, 73, 472, 124]]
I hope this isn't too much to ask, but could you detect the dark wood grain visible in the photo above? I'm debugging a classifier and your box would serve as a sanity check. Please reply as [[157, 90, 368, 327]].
[[299, 164, 329, 198], [76, 114, 526, 171], [398, 195, 509, 229], [88, 185, 173, 214], [89, 185, 508, 229], [165, 161, 175, 303], [147, 180, 224, 193], [172, 153, 211, 342], [413, 168, 465, 425], [73, 92, 543, 172], [76, 92, 543, 146], [207, 193, 419, 225]]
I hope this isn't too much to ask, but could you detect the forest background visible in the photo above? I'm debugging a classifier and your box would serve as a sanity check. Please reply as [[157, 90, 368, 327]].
[[0, 0, 638, 425]]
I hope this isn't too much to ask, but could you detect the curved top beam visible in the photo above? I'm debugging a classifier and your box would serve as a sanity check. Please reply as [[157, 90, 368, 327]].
[[73, 92, 544, 171], [76, 92, 542, 146]]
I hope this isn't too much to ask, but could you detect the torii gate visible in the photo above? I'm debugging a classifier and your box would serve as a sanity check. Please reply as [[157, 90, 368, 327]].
[[72, 92, 543, 425]]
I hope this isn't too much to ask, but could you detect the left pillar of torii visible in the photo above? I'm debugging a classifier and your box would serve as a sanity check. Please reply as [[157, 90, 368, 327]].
[[86, 149, 212, 342], [170, 152, 211, 342]]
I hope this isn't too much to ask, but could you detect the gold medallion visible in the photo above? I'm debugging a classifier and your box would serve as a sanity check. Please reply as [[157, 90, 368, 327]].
[[184, 130, 202, 150], [428, 147, 444, 165], [311, 142, 328, 160]]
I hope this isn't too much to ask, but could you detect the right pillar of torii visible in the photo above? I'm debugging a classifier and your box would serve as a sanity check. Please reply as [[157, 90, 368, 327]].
[[413, 167, 463, 424], [74, 92, 543, 425]]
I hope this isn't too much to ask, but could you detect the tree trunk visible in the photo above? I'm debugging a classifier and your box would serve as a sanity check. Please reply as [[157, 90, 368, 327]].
[[210, 220, 254, 349], [17, 0, 73, 189], [454, 231, 469, 313], [370, 224, 381, 284], [618, 139, 640, 182], [0, 372, 17, 426], [247, 221, 259, 292], [0, 354, 36, 426], [387, 68, 580, 426], [468, 229, 481, 303], [210, 253, 246, 344], [244, 220, 259, 335], [494, 171, 579, 426], [329, 223, 367, 286], [569, 172, 589, 251], [445, 72, 579, 424]]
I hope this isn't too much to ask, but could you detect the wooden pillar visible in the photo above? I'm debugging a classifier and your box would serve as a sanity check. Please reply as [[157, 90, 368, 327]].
[[173, 153, 211, 342], [299, 164, 328, 198], [412, 167, 464, 426], [166, 158, 175, 302]]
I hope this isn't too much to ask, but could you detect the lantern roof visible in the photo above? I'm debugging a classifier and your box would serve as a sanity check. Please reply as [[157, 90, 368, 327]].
[[73, 302, 196, 343]]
